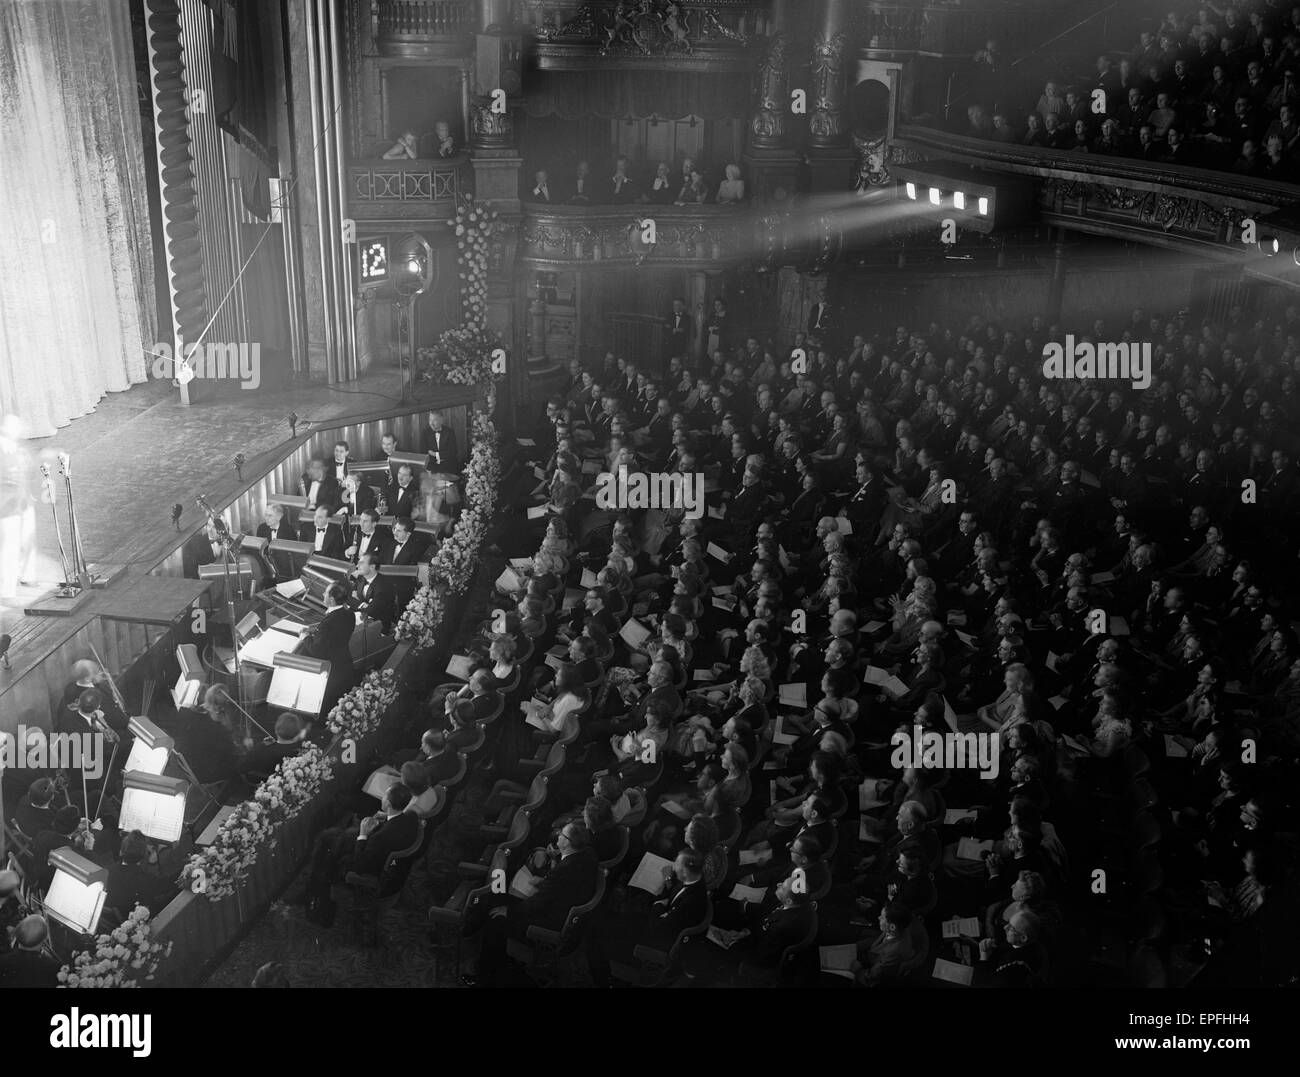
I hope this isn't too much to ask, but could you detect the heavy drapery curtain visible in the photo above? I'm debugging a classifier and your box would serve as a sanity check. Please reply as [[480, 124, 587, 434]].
[[0, 0, 156, 438]]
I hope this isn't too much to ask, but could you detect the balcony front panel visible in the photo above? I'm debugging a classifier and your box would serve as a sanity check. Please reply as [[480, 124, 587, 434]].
[[348, 157, 469, 220]]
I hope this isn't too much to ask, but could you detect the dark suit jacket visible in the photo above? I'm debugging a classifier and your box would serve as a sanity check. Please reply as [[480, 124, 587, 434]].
[[12, 797, 53, 839], [0, 949, 60, 989], [181, 531, 223, 579], [420, 426, 460, 472], [750, 903, 817, 967], [304, 606, 355, 669], [665, 311, 692, 357], [303, 474, 342, 511], [240, 740, 300, 780], [512, 846, 599, 931], [299, 522, 346, 561], [385, 482, 418, 521], [352, 810, 421, 877], [105, 861, 170, 917], [352, 572, 396, 632], [647, 878, 708, 951], [351, 526, 394, 566], [387, 536, 426, 566]]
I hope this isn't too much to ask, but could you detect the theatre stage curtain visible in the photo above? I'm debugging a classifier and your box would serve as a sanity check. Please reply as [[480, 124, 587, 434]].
[[0, 0, 156, 438]]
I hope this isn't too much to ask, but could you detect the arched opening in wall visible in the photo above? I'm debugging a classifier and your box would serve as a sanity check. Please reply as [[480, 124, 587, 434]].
[[848, 78, 891, 140], [848, 79, 892, 190]]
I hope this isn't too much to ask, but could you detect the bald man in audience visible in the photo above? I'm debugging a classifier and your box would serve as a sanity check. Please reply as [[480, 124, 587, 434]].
[[0, 914, 60, 988]]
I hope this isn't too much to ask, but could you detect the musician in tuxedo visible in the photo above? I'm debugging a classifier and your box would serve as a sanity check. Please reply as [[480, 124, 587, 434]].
[[386, 464, 418, 521], [378, 431, 401, 484], [420, 411, 460, 472], [467, 821, 600, 985], [181, 521, 226, 579], [351, 554, 396, 632], [329, 441, 351, 483], [387, 517, 425, 565], [236, 711, 304, 788], [301, 458, 341, 511], [256, 504, 300, 582], [301, 582, 356, 717], [666, 298, 692, 361], [337, 473, 378, 521], [60, 659, 127, 732], [346, 509, 392, 566], [300, 505, 346, 560]]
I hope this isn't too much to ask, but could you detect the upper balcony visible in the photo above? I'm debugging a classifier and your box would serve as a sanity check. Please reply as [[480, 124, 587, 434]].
[[850, 1, 1069, 60], [348, 155, 472, 221], [519, 0, 760, 73], [374, 0, 476, 58], [891, 124, 1300, 284]]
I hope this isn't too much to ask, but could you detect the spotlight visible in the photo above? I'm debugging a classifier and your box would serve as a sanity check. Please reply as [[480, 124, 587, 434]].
[[978, 197, 989, 216], [406, 258, 422, 274], [1259, 237, 1280, 256], [1292, 245, 1300, 267], [393, 232, 434, 298], [905, 182, 917, 200], [928, 188, 941, 205], [953, 191, 966, 210]]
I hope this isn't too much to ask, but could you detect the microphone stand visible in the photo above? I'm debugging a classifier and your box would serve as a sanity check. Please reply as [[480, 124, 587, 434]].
[[39, 466, 74, 594], [60, 460, 94, 592]]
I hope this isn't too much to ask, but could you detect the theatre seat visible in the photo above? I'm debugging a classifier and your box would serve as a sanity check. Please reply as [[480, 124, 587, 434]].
[[334, 818, 428, 946], [507, 868, 608, 986]]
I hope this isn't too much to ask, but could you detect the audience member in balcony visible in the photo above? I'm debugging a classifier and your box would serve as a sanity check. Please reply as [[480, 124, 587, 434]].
[[1231, 95, 1263, 147], [1262, 132, 1298, 180], [642, 161, 675, 204], [1021, 113, 1047, 147], [1116, 86, 1151, 137], [716, 163, 746, 204], [433, 119, 456, 159], [991, 112, 1018, 143], [1035, 81, 1067, 124], [381, 129, 418, 160], [1266, 103, 1300, 153], [1163, 126, 1199, 166], [1042, 113, 1070, 150], [1091, 117, 1128, 155], [528, 168, 552, 203], [1203, 63, 1238, 113], [1194, 102, 1236, 165], [569, 160, 594, 204], [1264, 67, 1298, 111], [1115, 57, 1145, 100], [1233, 137, 1262, 175], [1133, 124, 1164, 162], [1068, 119, 1092, 152], [676, 167, 708, 205], [1147, 92, 1181, 139], [1239, 59, 1273, 111], [965, 104, 993, 139], [1063, 87, 1089, 127], [610, 155, 637, 203], [1170, 56, 1199, 103]]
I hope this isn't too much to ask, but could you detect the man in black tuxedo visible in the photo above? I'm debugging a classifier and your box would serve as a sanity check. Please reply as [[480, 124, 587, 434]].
[[666, 297, 691, 362], [352, 554, 396, 632], [386, 464, 418, 521], [11, 778, 56, 839], [301, 458, 341, 511], [807, 296, 833, 344], [590, 849, 708, 985], [387, 517, 425, 565], [0, 916, 60, 989], [301, 582, 356, 715], [182, 521, 226, 578], [104, 830, 171, 920], [238, 711, 304, 786], [378, 431, 402, 485], [527, 168, 552, 203], [346, 509, 392, 566], [469, 821, 600, 985], [300, 505, 346, 560], [304, 784, 421, 924], [420, 411, 460, 472], [329, 441, 351, 484]]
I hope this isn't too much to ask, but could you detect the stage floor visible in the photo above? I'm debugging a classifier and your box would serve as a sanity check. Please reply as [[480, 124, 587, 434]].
[[2, 368, 408, 666]]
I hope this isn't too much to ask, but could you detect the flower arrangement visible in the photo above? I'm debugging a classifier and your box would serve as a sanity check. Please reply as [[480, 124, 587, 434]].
[[179, 744, 335, 901], [57, 906, 171, 988], [396, 412, 501, 646], [325, 667, 399, 740], [416, 194, 504, 386]]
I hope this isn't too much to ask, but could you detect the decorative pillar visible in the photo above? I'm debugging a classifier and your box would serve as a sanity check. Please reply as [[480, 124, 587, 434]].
[[687, 270, 711, 361], [806, 0, 856, 193], [742, 0, 800, 202], [1047, 229, 1068, 323]]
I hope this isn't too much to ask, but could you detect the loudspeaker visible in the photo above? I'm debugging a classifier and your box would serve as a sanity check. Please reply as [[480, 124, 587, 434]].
[[475, 32, 522, 97]]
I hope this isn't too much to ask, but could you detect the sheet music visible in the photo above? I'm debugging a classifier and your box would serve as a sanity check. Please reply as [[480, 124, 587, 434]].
[[932, 957, 974, 986], [275, 578, 306, 598], [119, 787, 186, 843], [237, 628, 301, 668], [819, 943, 857, 979]]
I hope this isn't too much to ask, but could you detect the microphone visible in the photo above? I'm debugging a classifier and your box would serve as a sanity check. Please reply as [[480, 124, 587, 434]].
[[0, 633, 11, 669], [171, 503, 183, 531], [234, 453, 246, 480]]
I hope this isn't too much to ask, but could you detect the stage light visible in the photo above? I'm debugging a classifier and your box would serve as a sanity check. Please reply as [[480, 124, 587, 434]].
[[392, 232, 434, 298], [978, 197, 989, 216], [953, 191, 966, 210], [1292, 245, 1300, 266], [125, 716, 174, 776], [406, 258, 421, 274], [928, 188, 941, 205], [905, 182, 917, 200], [119, 772, 189, 844], [172, 643, 204, 710], [44, 847, 108, 935], [1259, 237, 1280, 256]]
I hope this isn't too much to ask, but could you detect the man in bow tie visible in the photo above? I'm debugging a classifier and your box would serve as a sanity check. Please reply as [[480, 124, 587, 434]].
[[388, 517, 425, 566], [352, 553, 395, 633], [330, 441, 351, 482], [420, 411, 460, 472], [346, 509, 392, 565], [300, 505, 345, 560], [529, 168, 551, 203], [386, 465, 418, 521]]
